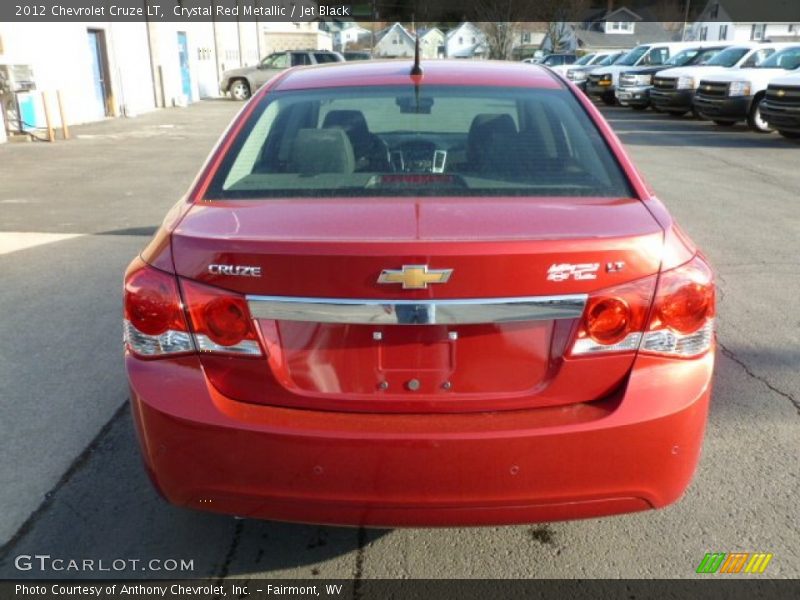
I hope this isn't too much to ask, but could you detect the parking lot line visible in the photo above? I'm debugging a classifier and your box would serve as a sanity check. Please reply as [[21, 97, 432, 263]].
[[0, 232, 85, 255]]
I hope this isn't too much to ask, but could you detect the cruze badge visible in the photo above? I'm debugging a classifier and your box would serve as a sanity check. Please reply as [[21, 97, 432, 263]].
[[208, 264, 262, 277], [547, 263, 600, 282], [378, 265, 453, 289]]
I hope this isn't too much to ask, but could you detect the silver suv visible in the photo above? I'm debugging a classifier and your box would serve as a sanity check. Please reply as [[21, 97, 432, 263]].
[[220, 50, 344, 100]]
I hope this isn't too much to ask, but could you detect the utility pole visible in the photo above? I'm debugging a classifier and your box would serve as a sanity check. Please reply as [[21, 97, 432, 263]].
[[682, 0, 692, 41]]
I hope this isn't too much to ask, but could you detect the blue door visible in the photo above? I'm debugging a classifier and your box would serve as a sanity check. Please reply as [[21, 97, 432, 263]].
[[177, 32, 192, 102], [87, 29, 109, 119]]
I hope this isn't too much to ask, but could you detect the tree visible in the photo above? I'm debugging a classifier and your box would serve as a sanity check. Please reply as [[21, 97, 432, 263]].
[[471, 0, 591, 59]]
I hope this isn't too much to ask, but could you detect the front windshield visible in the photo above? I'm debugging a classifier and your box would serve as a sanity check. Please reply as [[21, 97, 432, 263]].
[[207, 85, 633, 200], [690, 47, 725, 65], [665, 49, 700, 66], [706, 47, 749, 67], [574, 54, 596, 66], [755, 46, 800, 69], [616, 46, 648, 66], [597, 53, 623, 66]]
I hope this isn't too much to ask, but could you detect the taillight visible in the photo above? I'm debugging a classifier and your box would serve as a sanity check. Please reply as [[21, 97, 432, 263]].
[[641, 255, 715, 357], [570, 276, 655, 355], [123, 258, 193, 357], [181, 279, 263, 356], [569, 255, 715, 358]]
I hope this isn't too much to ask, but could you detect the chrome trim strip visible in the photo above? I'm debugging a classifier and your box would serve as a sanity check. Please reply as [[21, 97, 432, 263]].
[[247, 294, 587, 325]]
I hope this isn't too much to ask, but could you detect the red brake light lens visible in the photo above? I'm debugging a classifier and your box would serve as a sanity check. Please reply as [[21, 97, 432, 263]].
[[124, 259, 185, 335], [570, 255, 715, 359], [585, 297, 631, 345], [640, 255, 715, 357], [181, 279, 263, 356], [204, 297, 250, 346], [123, 258, 192, 357], [652, 260, 715, 335], [570, 276, 656, 356]]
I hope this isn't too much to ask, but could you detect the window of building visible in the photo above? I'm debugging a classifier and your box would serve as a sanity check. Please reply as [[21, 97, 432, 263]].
[[699, 26, 708, 41], [607, 21, 634, 34], [751, 24, 767, 40], [719, 24, 728, 39]]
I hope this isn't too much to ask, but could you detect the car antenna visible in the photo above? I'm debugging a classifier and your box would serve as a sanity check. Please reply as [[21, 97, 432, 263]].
[[411, 34, 423, 77]]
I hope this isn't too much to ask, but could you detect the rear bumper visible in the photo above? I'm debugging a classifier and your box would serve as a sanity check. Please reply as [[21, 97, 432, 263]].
[[127, 350, 714, 527], [693, 95, 751, 121], [761, 101, 800, 132], [650, 89, 695, 111], [616, 85, 651, 107]]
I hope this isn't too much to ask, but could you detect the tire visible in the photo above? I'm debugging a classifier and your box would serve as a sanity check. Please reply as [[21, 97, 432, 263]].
[[713, 120, 736, 127], [601, 92, 616, 106], [631, 104, 649, 111], [667, 110, 689, 117], [747, 96, 773, 133], [229, 79, 251, 101], [779, 130, 800, 140]]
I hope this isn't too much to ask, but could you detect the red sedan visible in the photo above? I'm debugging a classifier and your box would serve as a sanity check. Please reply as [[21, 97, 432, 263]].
[[124, 60, 715, 527]]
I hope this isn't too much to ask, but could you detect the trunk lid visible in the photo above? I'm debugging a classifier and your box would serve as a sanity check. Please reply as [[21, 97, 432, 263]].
[[172, 197, 664, 413]]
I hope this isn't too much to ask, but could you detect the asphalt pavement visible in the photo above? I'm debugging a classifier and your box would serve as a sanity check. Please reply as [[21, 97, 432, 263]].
[[0, 101, 797, 580]]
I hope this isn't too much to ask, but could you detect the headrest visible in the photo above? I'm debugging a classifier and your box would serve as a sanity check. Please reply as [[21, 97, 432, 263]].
[[289, 128, 355, 175], [322, 110, 370, 137]]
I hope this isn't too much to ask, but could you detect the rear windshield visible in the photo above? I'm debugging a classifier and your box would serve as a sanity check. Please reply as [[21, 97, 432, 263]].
[[207, 85, 633, 200]]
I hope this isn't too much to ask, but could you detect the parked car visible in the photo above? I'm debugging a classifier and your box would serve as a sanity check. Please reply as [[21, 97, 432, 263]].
[[761, 71, 800, 139], [220, 50, 345, 100], [548, 52, 598, 76], [588, 42, 713, 106], [694, 45, 800, 132], [124, 60, 716, 527], [343, 51, 372, 61], [538, 53, 578, 67], [565, 51, 627, 92], [616, 45, 728, 111], [651, 43, 782, 117]]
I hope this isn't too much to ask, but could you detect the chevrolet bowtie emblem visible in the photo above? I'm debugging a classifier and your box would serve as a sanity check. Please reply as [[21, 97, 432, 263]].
[[377, 265, 453, 289], [777, 89, 786, 97]]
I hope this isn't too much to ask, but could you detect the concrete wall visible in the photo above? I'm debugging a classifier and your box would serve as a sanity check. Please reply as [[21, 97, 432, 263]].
[[0, 21, 260, 139]]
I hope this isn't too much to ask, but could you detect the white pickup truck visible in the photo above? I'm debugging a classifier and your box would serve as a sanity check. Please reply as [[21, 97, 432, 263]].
[[651, 43, 782, 116], [693, 45, 800, 132], [586, 42, 716, 105], [761, 71, 800, 139]]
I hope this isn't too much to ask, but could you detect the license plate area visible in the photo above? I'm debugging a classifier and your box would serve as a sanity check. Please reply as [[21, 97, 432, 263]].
[[260, 320, 553, 398]]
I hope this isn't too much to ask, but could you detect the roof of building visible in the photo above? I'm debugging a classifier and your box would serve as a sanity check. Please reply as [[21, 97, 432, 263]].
[[576, 22, 678, 49]]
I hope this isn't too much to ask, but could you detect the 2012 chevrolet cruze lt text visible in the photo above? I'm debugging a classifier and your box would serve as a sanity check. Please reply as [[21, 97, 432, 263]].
[[124, 60, 716, 527]]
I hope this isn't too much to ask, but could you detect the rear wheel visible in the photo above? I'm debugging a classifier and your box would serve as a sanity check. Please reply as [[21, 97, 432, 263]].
[[667, 110, 689, 117], [601, 92, 616, 106], [631, 104, 649, 111], [779, 130, 800, 140], [747, 96, 772, 133], [713, 120, 735, 127], [229, 79, 251, 101]]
